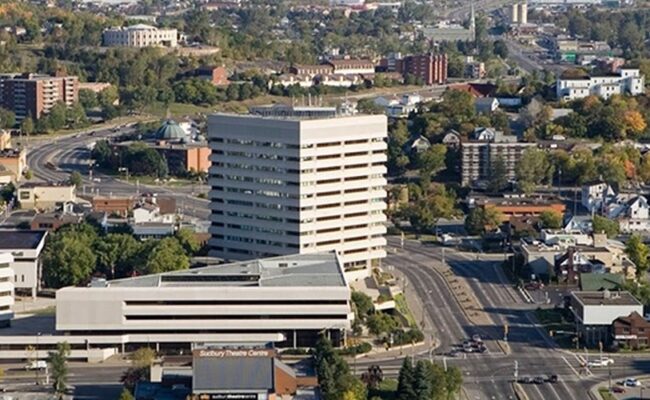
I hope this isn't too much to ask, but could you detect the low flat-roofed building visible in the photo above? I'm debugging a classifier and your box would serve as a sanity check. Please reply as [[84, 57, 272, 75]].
[[90, 195, 133, 217], [0, 230, 47, 299], [570, 290, 643, 347], [56, 252, 352, 349], [17, 182, 76, 210], [474, 196, 566, 223], [0, 148, 26, 182]]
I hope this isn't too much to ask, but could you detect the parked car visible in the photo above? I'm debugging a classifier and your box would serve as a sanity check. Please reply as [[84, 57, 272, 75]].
[[25, 360, 47, 370], [588, 358, 614, 367]]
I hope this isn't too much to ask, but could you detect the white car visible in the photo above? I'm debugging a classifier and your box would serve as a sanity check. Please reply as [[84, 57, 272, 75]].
[[624, 378, 641, 387], [25, 360, 47, 370], [587, 358, 614, 367]]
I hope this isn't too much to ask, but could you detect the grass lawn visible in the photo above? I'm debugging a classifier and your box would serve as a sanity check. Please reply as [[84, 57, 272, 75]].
[[394, 293, 417, 328], [368, 378, 398, 400], [598, 387, 616, 400]]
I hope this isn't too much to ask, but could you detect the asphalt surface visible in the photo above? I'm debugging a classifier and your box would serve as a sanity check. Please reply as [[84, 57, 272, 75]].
[[0, 362, 128, 399], [367, 237, 650, 400], [25, 127, 210, 220]]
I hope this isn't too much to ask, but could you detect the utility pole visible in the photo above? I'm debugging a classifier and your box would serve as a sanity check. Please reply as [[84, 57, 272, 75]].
[[514, 360, 518, 381], [504, 324, 509, 342]]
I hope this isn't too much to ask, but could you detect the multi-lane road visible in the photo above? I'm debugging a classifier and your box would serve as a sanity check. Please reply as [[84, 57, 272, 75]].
[[25, 127, 210, 220], [361, 237, 650, 400]]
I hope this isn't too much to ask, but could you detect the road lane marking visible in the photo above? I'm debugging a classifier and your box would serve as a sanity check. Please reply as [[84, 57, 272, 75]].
[[562, 356, 582, 378]]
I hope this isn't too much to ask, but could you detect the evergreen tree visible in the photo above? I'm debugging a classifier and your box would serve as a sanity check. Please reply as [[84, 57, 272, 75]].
[[414, 360, 433, 400], [396, 357, 417, 400]]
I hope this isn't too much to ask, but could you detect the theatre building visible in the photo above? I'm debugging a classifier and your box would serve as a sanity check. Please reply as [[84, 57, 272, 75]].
[[137, 343, 315, 400], [55, 252, 352, 351]]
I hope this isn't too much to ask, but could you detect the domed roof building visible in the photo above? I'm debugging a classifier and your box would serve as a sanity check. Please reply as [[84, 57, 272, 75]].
[[155, 120, 187, 141]]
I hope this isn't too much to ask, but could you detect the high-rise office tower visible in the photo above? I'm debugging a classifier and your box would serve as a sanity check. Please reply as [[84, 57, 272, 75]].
[[207, 111, 387, 273]]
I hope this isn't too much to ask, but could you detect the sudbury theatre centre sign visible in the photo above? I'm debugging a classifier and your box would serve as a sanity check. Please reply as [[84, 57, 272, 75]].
[[193, 349, 275, 358]]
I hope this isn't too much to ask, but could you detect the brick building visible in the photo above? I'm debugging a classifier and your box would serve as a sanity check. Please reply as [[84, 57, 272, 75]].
[[396, 54, 448, 85], [613, 312, 650, 349], [0, 73, 79, 121], [194, 66, 229, 86]]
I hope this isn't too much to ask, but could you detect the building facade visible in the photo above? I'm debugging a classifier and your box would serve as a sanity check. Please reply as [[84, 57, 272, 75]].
[[0, 230, 47, 299], [102, 24, 178, 48], [570, 291, 643, 347], [556, 68, 644, 101], [0, 73, 79, 121], [17, 183, 76, 210], [56, 252, 352, 348], [397, 54, 448, 85], [461, 130, 536, 186], [0, 148, 26, 182], [208, 112, 387, 273], [0, 253, 13, 328]]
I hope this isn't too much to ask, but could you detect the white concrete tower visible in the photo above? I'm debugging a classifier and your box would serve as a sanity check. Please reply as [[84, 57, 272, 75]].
[[520, 1, 528, 24], [511, 3, 519, 23], [207, 112, 388, 276]]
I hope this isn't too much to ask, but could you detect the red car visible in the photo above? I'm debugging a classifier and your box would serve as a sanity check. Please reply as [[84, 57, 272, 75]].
[[612, 386, 625, 393]]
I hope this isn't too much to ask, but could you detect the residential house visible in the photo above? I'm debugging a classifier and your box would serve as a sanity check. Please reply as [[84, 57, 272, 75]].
[[442, 130, 461, 148], [563, 215, 593, 233], [475, 97, 499, 114], [612, 312, 650, 349], [404, 135, 431, 154], [554, 248, 606, 284], [570, 291, 643, 347], [607, 195, 650, 233], [581, 182, 614, 214]]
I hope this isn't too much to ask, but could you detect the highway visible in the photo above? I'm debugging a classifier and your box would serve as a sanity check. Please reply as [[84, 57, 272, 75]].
[[25, 127, 210, 220], [366, 237, 650, 400]]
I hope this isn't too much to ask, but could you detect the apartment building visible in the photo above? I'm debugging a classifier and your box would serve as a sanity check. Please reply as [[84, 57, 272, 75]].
[[461, 128, 536, 187], [102, 24, 178, 48], [0, 253, 13, 328], [396, 54, 448, 85], [556, 68, 644, 101], [0, 73, 79, 121], [207, 111, 387, 274]]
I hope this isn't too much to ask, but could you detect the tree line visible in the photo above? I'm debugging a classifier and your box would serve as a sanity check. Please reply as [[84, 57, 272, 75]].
[[42, 222, 200, 288]]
